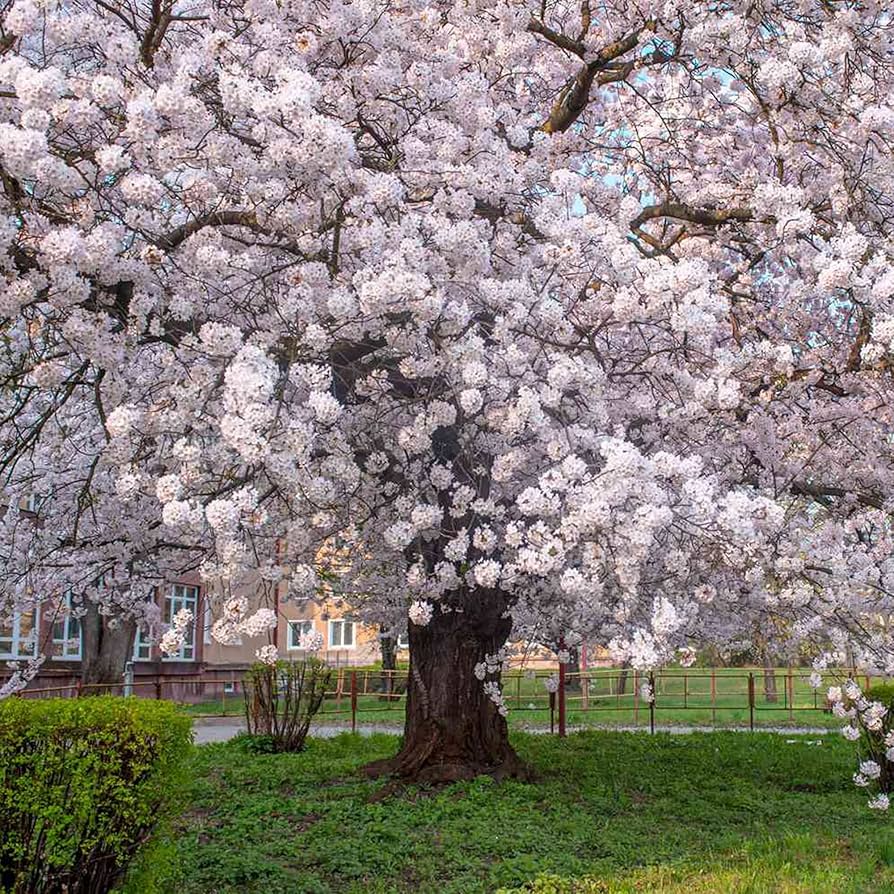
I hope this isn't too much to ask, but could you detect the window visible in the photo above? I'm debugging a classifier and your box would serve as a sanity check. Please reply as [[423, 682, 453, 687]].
[[129, 581, 164, 661], [0, 609, 38, 659], [328, 619, 355, 649], [223, 681, 236, 694], [133, 626, 152, 661], [287, 620, 314, 650], [163, 584, 199, 661], [20, 494, 42, 514], [52, 592, 82, 660], [397, 633, 409, 649]]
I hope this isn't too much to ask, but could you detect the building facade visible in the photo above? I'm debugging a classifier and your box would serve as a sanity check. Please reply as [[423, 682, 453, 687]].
[[1, 574, 408, 701]]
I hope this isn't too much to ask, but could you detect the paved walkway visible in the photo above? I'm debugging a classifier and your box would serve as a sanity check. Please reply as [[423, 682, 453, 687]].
[[192, 717, 831, 745], [193, 718, 401, 744]]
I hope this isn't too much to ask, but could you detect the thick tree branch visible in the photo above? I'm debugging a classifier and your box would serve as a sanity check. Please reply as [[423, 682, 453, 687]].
[[527, 17, 586, 58], [577, 0, 592, 43], [533, 20, 686, 133], [846, 308, 872, 373], [630, 202, 756, 230], [152, 209, 324, 262], [789, 480, 884, 511], [140, 0, 173, 69]]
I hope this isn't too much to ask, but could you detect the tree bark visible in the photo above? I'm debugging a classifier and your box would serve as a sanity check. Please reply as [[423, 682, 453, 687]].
[[564, 647, 581, 691], [365, 590, 531, 784], [80, 604, 136, 689], [762, 651, 778, 703], [378, 630, 398, 700], [617, 663, 630, 695]]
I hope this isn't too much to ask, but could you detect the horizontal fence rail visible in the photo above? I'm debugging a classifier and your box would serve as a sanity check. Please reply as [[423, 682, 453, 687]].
[[5, 665, 877, 735]]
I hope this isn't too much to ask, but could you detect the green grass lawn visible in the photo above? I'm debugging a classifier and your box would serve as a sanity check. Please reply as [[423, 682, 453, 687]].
[[180, 667, 851, 730], [136, 731, 894, 894]]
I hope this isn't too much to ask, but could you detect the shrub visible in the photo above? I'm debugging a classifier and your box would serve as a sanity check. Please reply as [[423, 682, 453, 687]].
[[0, 696, 192, 894], [866, 682, 894, 708], [243, 658, 332, 752], [830, 679, 894, 809], [230, 732, 280, 754]]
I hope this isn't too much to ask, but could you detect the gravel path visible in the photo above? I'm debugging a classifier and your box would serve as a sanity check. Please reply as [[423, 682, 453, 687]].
[[193, 718, 401, 744], [192, 717, 832, 745]]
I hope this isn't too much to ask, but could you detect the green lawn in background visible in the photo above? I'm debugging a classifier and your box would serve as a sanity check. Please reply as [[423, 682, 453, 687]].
[[179, 667, 855, 730], [137, 730, 894, 894]]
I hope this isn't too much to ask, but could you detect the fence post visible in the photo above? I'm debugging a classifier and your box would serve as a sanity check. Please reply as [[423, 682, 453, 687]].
[[711, 667, 716, 725], [155, 675, 162, 700], [748, 672, 755, 731], [75, 679, 83, 699], [549, 690, 556, 735], [649, 671, 655, 734], [787, 665, 794, 721], [123, 661, 134, 698], [558, 656, 567, 738], [683, 671, 688, 709], [351, 670, 358, 733], [633, 669, 639, 725]]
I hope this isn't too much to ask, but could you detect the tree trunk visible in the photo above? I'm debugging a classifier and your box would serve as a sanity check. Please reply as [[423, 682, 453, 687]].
[[564, 647, 581, 691], [762, 652, 778, 703], [617, 664, 630, 695], [365, 591, 531, 784], [80, 604, 136, 689], [379, 630, 397, 700]]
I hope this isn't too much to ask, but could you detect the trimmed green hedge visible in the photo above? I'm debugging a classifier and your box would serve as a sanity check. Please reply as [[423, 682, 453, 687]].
[[0, 696, 192, 894]]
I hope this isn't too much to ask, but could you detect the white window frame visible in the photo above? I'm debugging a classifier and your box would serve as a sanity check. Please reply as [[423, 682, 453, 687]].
[[223, 681, 236, 694], [0, 608, 39, 660], [133, 625, 152, 661], [163, 584, 199, 662], [51, 592, 82, 660], [287, 620, 314, 650], [397, 633, 410, 649], [328, 619, 356, 650]]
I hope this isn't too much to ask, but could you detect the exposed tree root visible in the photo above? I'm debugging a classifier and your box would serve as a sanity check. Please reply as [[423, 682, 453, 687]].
[[364, 745, 535, 789]]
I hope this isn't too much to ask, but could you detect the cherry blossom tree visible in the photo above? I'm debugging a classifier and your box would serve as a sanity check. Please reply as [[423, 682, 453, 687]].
[[2, 0, 894, 781]]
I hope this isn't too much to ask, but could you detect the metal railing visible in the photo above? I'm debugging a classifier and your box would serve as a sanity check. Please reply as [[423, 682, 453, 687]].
[[8, 665, 871, 736]]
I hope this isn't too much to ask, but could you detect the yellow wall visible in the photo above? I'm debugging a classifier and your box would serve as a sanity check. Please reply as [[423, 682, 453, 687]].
[[276, 584, 406, 667]]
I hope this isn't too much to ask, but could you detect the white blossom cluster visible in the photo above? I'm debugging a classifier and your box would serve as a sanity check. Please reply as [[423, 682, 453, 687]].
[[483, 680, 509, 717], [300, 629, 325, 652], [255, 644, 279, 666], [829, 681, 894, 810], [474, 648, 510, 682], [159, 609, 194, 657], [408, 600, 434, 628]]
